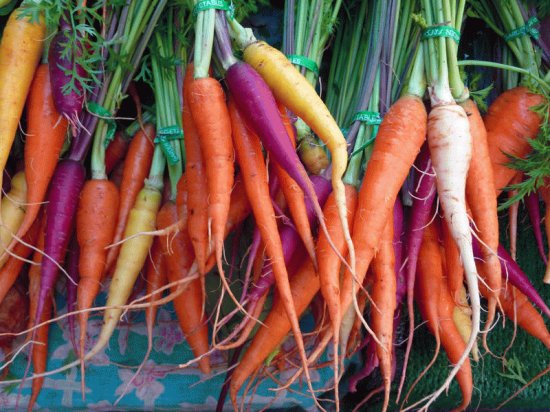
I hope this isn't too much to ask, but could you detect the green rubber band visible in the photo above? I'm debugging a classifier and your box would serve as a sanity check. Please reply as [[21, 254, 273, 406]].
[[154, 126, 182, 165], [154, 135, 180, 165], [157, 126, 184, 140], [193, 0, 234, 18], [287, 54, 320, 76], [352, 110, 382, 125], [88, 102, 117, 148], [422, 25, 461, 43], [504, 17, 540, 41]]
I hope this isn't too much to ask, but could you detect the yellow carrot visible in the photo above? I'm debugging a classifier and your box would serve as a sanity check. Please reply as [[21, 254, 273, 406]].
[[452, 285, 479, 362], [0, 172, 27, 268], [83, 185, 161, 361], [0, 7, 45, 208]]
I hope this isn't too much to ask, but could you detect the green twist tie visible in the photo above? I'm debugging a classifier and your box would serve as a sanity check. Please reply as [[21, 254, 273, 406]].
[[193, 0, 234, 18], [287, 55, 320, 76], [422, 25, 461, 43], [154, 126, 183, 165], [349, 111, 382, 157], [88, 102, 117, 148], [352, 111, 382, 125], [504, 17, 540, 41]]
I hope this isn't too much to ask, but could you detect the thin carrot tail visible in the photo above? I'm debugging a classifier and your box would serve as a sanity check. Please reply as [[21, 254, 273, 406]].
[[28, 376, 43, 412], [482, 297, 497, 354], [213, 237, 253, 322], [397, 290, 416, 402], [79, 310, 88, 400], [402, 337, 441, 406], [114, 321, 154, 405]]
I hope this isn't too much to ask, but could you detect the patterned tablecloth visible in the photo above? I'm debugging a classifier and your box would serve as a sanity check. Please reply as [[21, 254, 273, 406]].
[[0, 279, 339, 411]]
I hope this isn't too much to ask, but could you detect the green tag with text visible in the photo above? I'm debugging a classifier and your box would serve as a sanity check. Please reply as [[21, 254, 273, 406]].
[[193, 0, 234, 18], [352, 111, 382, 125], [422, 25, 461, 43]]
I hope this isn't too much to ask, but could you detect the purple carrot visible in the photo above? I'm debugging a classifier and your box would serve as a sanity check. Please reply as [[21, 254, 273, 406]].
[[34, 160, 85, 338], [393, 198, 406, 305], [19, 160, 85, 398], [396, 143, 437, 400], [66, 236, 80, 355], [525, 191, 548, 264], [472, 238, 550, 317], [49, 19, 87, 136]]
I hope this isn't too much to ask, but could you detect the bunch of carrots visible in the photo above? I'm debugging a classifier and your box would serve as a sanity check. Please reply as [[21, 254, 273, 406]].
[[0, 0, 548, 410]]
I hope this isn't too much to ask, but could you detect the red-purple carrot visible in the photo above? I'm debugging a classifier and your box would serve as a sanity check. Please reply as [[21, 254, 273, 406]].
[[397, 143, 436, 400], [48, 18, 86, 136], [33, 160, 85, 353], [472, 238, 550, 317], [66, 237, 79, 355], [525, 191, 547, 265]]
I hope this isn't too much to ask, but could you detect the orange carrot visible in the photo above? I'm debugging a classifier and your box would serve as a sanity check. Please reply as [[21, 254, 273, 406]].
[[4, 64, 68, 260], [202, 174, 251, 274], [27, 218, 50, 411], [76, 179, 119, 374], [316, 184, 357, 406], [463, 99, 500, 332], [157, 198, 210, 374], [182, 66, 209, 275], [229, 99, 318, 399], [229, 258, 318, 408], [404, 221, 443, 405], [104, 131, 130, 175], [274, 103, 316, 266], [484, 87, 544, 196], [0, 211, 42, 305], [370, 213, 396, 412], [188, 77, 234, 305], [341, 95, 426, 324], [437, 273, 473, 412], [104, 124, 155, 275]]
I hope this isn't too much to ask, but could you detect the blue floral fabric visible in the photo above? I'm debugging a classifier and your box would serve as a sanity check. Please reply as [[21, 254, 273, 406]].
[[0, 280, 340, 411]]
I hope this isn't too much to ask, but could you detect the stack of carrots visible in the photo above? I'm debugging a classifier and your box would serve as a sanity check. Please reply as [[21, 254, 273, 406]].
[[0, 0, 548, 411]]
